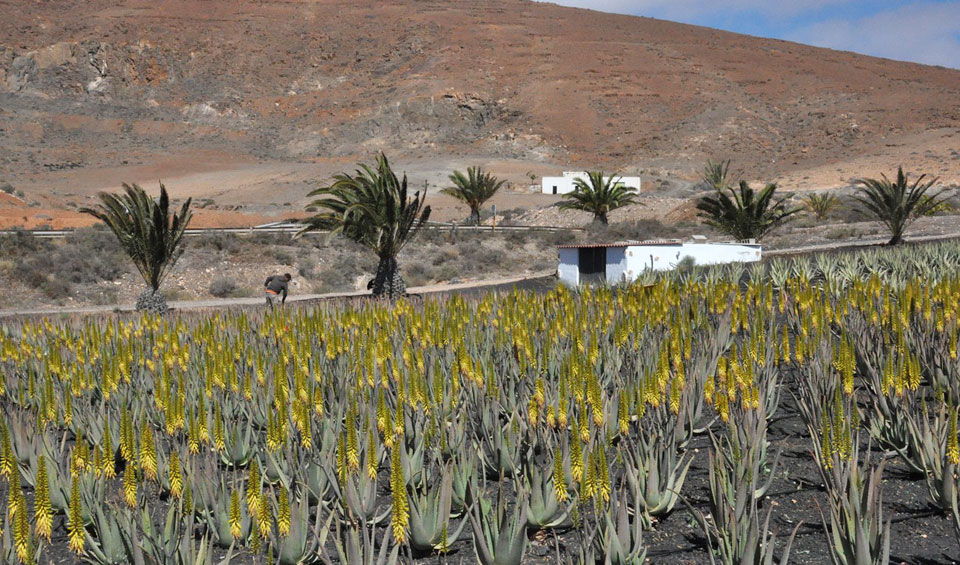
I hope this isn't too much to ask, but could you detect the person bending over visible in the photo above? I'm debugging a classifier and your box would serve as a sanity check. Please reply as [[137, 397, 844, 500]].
[[264, 273, 292, 308]]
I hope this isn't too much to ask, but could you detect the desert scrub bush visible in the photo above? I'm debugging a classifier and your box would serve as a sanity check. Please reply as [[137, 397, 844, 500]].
[[297, 254, 318, 279], [270, 247, 296, 266], [208, 278, 239, 298], [313, 248, 377, 292], [584, 218, 680, 242], [402, 258, 431, 287], [457, 241, 505, 269], [189, 232, 242, 255], [542, 229, 577, 246], [430, 245, 459, 266], [504, 229, 531, 246], [3, 227, 129, 300]]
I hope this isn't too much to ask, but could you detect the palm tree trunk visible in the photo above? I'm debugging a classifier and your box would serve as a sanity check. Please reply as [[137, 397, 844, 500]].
[[470, 206, 481, 226], [371, 255, 406, 299], [595, 212, 609, 225]]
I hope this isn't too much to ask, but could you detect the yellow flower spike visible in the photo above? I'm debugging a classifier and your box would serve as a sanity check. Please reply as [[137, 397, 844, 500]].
[[123, 464, 137, 508], [553, 447, 568, 503], [213, 404, 225, 452], [346, 407, 360, 474], [247, 461, 261, 516], [14, 491, 30, 564], [34, 455, 52, 541], [140, 421, 157, 482], [169, 451, 183, 499], [570, 432, 583, 483], [367, 429, 379, 480], [0, 422, 12, 479], [617, 392, 629, 435], [257, 490, 271, 538], [578, 406, 590, 443], [7, 456, 19, 518], [595, 446, 610, 504], [68, 475, 85, 555], [229, 489, 242, 539], [389, 446, 408, 544], [64, 391, 73, 427], [546, 406, 556, 429], [581, 449, 596, 501], [277, 487, 291, 537]]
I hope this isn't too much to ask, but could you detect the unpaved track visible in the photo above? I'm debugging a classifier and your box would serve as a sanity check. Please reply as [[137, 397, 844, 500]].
[[0, 271, 556, 319]]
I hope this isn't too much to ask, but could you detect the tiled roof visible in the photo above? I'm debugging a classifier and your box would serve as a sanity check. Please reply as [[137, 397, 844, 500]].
[[556, 239, 682, 249]]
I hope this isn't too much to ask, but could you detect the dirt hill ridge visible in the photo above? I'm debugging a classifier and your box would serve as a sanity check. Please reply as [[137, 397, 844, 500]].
[[1, 0, 959, 227]]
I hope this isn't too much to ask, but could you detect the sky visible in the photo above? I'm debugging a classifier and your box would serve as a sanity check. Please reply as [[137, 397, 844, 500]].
[[536, 0, 960, 69]]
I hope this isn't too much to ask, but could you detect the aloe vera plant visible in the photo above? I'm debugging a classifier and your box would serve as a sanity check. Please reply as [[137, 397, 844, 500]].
[[321, 509, 400, 565], [522, 455, 572, 530], [592, 483, 647, 565], [621, 410, 692, 528], [819, 442, 890, 565], [272, 493, 329, 565], [687, 409, 789, 565], [468, 482, 529, 565], [84, 506, 127, 565], [407, 465, 466, 553]]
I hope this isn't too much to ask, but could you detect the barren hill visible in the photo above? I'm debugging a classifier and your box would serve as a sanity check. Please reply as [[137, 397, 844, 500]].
[[1, 0, 959, 227]]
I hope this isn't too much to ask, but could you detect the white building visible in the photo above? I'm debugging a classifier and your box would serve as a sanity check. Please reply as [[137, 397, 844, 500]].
[[542, 172, 641, 195], [556, 238, 761, 287]]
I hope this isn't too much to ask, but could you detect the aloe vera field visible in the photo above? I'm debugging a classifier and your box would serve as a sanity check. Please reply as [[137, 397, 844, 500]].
[[4, 242, 960, 564]]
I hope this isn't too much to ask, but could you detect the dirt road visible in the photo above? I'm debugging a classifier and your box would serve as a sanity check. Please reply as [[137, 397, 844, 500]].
[[0, 271, 557, 319]]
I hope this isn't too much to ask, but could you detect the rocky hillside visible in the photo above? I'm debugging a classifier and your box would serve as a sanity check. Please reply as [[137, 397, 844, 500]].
[[1, 0, 959, 226]]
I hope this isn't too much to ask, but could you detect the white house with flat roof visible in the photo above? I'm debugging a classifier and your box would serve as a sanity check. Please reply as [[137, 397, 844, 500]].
[[556, 238, 761, 287], [542, 172, 641, 195]]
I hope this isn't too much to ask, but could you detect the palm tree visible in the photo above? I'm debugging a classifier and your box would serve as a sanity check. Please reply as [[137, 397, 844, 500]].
[[853, 167, 948, 245], [80, 182, 192, 313], [801, 192, 841, 221], [702, 159, 735, 191], [558, 171, 638, 225], [299, 153, 430, 299], [696, 181, 798, 241], [440, 167, 506, 225]]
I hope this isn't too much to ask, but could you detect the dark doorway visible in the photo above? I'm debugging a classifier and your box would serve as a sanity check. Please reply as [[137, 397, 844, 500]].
[[552, 186, 558, 194], [579, 247, 606, 283]]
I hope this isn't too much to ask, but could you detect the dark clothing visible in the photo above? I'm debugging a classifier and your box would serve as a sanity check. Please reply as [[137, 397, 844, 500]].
[[264, 275, 289, 302]]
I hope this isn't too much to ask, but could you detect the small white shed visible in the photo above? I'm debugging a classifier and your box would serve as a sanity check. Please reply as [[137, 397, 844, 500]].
[[542, 172, 641, 195], [556, 239, 762, 287]]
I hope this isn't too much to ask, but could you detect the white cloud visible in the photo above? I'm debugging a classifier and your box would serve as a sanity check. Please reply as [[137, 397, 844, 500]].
[[787, 2, 960, 68]]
